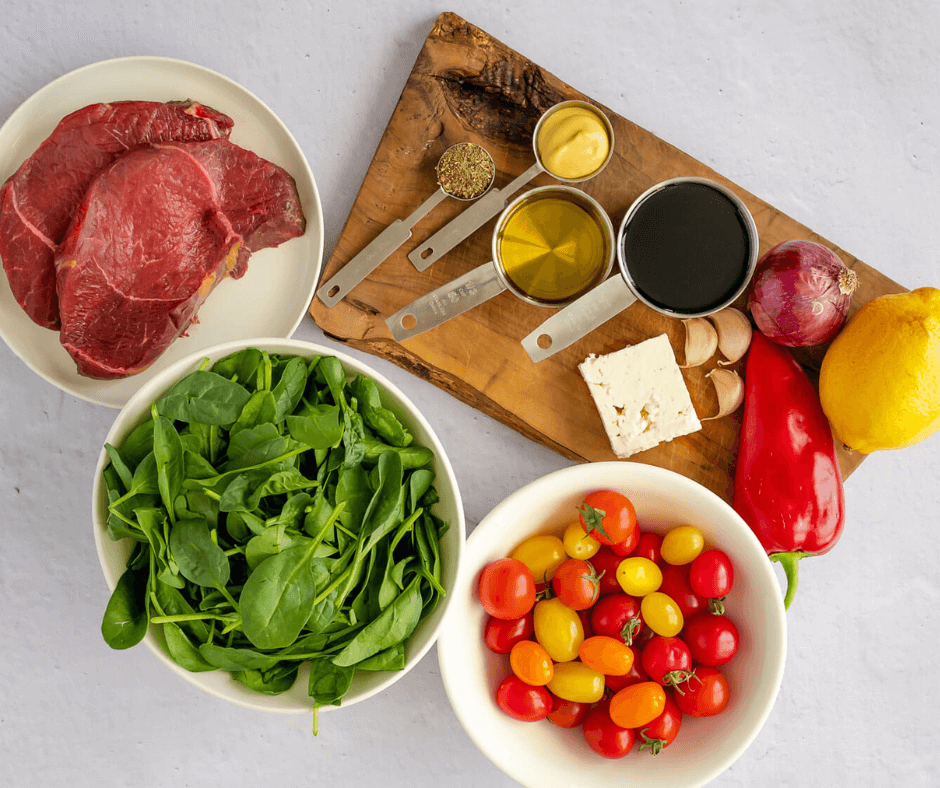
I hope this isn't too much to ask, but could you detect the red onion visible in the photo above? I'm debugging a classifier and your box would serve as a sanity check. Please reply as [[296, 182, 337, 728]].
[[748, 240, 859, 347]]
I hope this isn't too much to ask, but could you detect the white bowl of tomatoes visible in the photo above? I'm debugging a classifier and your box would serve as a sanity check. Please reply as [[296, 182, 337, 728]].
[[437, 462, 786, 788]]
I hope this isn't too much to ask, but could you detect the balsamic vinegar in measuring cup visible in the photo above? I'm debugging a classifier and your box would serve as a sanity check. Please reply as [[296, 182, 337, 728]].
[[621, 181, 753, 314]]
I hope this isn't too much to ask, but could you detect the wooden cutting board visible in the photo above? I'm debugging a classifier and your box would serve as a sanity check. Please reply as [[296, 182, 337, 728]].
[[309, 11, 905, 503]]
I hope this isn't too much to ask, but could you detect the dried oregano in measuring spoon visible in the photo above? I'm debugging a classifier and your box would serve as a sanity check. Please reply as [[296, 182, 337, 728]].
[[436, 142, 496, 200]]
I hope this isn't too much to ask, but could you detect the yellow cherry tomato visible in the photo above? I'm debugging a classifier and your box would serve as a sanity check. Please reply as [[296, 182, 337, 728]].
[[510, 534, 567, 584], [616, 556, 662, 596], [533, 598, 584, 662], [509, 639, 554, 686], [609, 681, 666, 729], [562, 520, 600, 559], [640, 591, 684, 636], [661, 525, 705, 565], [578, 636, 635, 676], [546, 661, 605, 703]]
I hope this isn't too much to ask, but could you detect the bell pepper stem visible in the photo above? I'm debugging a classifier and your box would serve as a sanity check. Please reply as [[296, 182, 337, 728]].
[[769, 551, 810, 610]]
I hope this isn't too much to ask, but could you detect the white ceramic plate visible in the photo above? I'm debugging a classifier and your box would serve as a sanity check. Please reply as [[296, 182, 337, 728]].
[[0, 56, 323, 408], [438, 462, 787, 788], [93, 338, 465, 713]]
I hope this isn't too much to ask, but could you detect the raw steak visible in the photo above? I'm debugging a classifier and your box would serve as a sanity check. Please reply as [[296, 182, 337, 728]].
[[0, 100, 233, 329], [55, 145, 241, 379], [159, 138, 306, 277], [55, 139, 306, 379]]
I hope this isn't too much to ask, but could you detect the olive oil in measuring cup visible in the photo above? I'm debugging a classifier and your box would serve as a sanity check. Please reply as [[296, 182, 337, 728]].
[[497, 192, 611, 305], [386, 185, 615, 342]]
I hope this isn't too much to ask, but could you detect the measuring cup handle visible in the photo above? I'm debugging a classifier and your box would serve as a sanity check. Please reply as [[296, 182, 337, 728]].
[[386, 261, 506, 342], [317, 189, 449, 308], [521, 276, 637, 363], [408, 162, 542, 271]]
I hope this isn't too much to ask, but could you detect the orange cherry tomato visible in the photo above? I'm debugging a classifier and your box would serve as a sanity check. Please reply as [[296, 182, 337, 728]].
[[509, 640, 554, 686], [578, 636, 635, 676], [608, 681, 667, 729]]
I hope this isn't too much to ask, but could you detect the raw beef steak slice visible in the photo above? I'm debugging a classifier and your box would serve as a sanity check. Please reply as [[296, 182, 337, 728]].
[[0, 100, 233, 329], [55, 145, 241, 379], [160, 138, 306, 276]]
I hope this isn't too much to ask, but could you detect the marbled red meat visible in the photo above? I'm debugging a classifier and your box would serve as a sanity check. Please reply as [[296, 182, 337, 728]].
[[0, 100, 234, 329], [55, 145, 240, 379], [55, 138, 305, 379]]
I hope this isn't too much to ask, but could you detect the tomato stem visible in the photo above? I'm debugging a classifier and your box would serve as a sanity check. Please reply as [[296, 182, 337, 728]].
[[770, 551, 810, 610]]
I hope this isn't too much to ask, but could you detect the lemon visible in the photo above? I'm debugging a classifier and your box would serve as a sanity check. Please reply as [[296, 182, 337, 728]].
[[819, 287, 940, 453]]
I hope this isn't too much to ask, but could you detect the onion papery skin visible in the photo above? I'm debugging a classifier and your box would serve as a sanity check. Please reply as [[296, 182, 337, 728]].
[[748, 240, 858, 347]]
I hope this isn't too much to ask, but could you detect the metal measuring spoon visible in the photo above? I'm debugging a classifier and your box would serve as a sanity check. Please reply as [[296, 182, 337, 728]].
[[316, 142, 495, 308], [406, 100, 614, 272]]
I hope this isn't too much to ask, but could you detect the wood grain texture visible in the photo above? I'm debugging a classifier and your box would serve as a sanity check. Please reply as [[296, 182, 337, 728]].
[[310, 12, 905, 502]]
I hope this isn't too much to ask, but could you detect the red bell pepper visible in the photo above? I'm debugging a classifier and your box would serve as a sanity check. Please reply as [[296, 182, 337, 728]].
[[732, 331, 846, 609]]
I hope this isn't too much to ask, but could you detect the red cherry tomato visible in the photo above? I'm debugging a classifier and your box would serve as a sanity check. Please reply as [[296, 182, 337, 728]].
[[636, 694, 683, 755], [610, 523, 641, 557], [633, 531, 663, 563], [659, 563, 706, 619], [578, 490, 638, 547], [675, 667, 731, 717], [590, 592, 643, 646], [683, 613, 740, 667], [551, 558, 600, 610], [547, 694, 590, 728], [588, 547, 624, 595], [641, 635, 693, 689], [577, 608, 594, 639], [583, 705, 636, 759], [483, 611, 534, 654], [606, 656, 649, 691], [495, 674, 552, 721], [478, 558, 536, 620], [689, 549, 735, 599]]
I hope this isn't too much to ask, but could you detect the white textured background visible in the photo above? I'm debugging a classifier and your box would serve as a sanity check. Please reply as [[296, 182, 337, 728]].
[[2, 1, 939, 786]]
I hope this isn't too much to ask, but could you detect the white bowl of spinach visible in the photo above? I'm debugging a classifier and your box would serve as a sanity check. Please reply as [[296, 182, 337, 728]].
[[93, 338, 464, 726]]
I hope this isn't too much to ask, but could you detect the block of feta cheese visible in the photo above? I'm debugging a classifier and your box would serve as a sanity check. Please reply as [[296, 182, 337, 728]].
[[579, 334, 702, 458]]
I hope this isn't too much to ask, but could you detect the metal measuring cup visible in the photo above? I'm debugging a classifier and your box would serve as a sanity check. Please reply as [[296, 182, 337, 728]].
[[386, 185, 615, 342], [521, 177, 759, 363], [316, 142, 495, 308], [405, 100, 615, 272]]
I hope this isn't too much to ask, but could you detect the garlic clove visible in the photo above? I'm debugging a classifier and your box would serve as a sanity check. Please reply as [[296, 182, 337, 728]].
[[708, 307, 753, 365], [702, 368, 745, 420], [681, 317, 719, 368]]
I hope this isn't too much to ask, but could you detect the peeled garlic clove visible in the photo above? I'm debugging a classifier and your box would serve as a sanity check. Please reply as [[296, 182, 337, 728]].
[[681, 317, 718, 368], [702, 368, 745, 420], [708, 307, 752, 365]]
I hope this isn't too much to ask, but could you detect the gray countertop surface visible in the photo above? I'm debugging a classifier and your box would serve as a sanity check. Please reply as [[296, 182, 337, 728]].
[[2, 1, 938, 786]]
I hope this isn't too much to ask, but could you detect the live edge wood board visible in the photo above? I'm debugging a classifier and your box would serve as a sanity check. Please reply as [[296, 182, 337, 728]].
[[310, 12, 906, 503]]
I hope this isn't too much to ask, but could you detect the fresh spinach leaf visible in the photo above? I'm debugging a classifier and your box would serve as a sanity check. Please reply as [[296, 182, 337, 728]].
[[163, 623, 217, 672], [332, 576, 423, 667], [157, 370, 251, 425], [286, 405, 343, 450], [239, 545, 325, 650], [169, 517, 231, 590], [308, 659, 355, 706], [101, 561, 150, 650], [234, 664, 298, 695], [350, 375, 413, 448]]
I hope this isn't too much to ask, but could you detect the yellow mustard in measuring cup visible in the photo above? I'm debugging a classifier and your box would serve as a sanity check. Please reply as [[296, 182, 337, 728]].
[[536, 105, 611, 180]]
